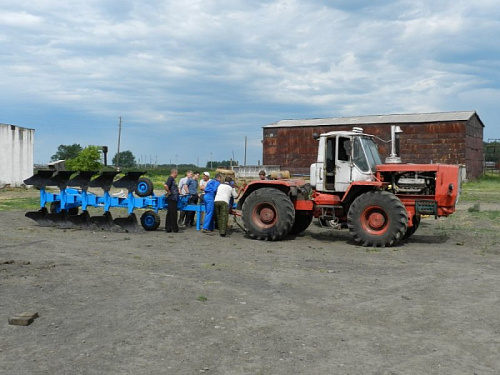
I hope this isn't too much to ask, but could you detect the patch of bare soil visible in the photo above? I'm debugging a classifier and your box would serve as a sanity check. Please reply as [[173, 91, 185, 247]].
[[1, 203, 499, 374]]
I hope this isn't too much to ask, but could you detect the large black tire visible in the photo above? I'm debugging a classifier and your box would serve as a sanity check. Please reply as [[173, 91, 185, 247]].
[[140, 210, 161, 231], [135, 177, 154, 197], [402, 214, 421, 240], [289, 211, 313, 235], [347, 191, 408, 247], [242, 188, 295, 241]]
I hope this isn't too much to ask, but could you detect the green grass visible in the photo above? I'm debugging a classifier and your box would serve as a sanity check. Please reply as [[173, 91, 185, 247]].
[[0, 197, 40, 211], [468, 210, 500, 221], [0, 189, 40, 211], [460, 173, 500, 203], [145, 169, 218, 190]]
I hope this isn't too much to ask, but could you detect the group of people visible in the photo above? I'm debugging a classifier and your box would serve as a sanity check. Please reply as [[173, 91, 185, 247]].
[[163, 169, 237, 237]]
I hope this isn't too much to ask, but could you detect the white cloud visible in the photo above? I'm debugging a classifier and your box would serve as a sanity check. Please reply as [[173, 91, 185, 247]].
[[0, 0, 499, 163]]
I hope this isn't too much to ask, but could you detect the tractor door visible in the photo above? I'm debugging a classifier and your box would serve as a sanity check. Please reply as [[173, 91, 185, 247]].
[[325, 137, 336, 190], [334, 136, 352, 192]]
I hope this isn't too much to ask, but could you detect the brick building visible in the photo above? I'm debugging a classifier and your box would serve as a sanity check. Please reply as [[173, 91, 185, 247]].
[[262, 111, 484, 179]]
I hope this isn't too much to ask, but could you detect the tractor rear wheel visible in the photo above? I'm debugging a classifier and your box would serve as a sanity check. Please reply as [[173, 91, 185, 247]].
[[347, 190, 408, 247], [135, 177, 154, 197], [140, 210, 160, 231], [289, 211, 313, 235], [242, 188, 295, 241]]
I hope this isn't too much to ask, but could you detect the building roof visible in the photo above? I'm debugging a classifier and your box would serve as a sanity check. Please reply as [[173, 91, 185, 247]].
[[265, 111, 483, 128], [0, 123, 35, 131]]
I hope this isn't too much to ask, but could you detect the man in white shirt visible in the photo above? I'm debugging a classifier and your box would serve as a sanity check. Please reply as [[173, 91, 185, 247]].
[[214, 176, 237, 237], [199, 172, 210, 192]]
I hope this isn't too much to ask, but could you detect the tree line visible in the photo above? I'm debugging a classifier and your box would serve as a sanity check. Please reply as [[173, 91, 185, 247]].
[[50, 144, 238, 170]]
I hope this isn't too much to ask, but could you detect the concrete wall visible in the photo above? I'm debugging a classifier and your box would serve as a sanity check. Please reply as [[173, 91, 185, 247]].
[[0, 124, 35, 188]]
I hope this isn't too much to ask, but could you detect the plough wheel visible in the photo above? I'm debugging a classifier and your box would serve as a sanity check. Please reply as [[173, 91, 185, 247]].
[[135, 177, 154, 197], [140, 210, 160, 231]]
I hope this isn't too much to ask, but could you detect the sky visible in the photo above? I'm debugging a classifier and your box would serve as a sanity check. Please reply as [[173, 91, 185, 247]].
[[1, 0, 499, 167]]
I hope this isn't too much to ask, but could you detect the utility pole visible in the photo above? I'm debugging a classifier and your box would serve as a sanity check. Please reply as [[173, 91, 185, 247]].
[[116, 116, 122, 170], [244, 136, 247, 166]]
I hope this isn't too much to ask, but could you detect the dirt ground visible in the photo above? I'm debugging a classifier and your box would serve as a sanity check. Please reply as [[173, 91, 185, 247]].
[[1, 197, 499, 374]]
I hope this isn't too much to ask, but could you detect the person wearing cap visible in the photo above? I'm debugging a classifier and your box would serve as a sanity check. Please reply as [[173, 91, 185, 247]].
[[198, 172, 211, 224], [214, 176, 238, 237], [199, 172, 210, 192], [202, 173, 221, 232]]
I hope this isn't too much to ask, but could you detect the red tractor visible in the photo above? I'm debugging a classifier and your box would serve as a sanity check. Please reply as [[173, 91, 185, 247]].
[[237, 126, 462, 247]]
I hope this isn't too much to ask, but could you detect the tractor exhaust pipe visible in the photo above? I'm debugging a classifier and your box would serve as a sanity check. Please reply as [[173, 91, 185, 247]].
[[385, 125, 403, 164]]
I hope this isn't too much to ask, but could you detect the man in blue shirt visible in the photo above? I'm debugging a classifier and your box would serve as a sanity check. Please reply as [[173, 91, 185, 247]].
[[202, 173, 221, 232], [184, 171, 200, 227]]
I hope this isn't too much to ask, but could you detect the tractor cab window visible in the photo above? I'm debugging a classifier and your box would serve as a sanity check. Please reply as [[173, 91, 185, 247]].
[[353, 137, 370, 172], [338, 137, 350, 161], [362, 137, 382, 170], [352, 136, 382, 173]]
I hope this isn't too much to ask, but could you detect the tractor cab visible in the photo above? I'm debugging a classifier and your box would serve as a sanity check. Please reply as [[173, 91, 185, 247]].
[[310, 128, 382, 192]]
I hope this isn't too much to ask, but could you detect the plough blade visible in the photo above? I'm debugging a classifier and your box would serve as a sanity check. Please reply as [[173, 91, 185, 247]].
[[88, 211, 114, 230], [23, 171, 55, 189], [44, 211, 69, 226], [25, 207, 49, 226], [67, 171, 98, 190], [66, 210, 91, 227], [89, 171, 120, 191], [50, 171, 76, 189], [113, 213, 140, 232]]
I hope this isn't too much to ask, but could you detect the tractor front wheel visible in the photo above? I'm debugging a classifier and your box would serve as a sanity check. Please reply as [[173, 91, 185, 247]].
[[347, 191, 408, 247], [242, 188, 295, 241]]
